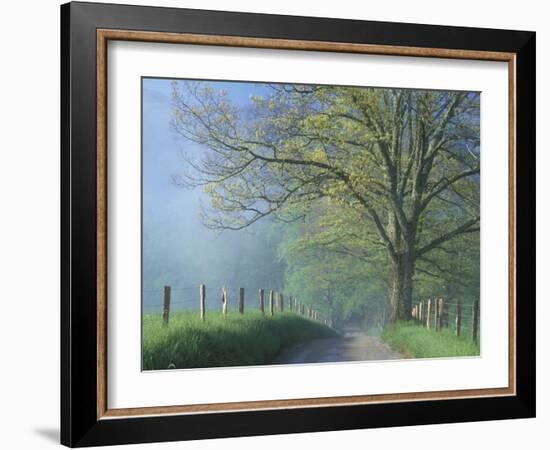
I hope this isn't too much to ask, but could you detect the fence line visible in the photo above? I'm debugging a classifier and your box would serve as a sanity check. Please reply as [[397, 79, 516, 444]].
[[149, 284, 330, 328], [411, 296, 479, 343]]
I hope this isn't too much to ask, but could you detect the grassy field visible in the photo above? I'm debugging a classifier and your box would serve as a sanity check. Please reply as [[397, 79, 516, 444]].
[[143, 311, 337, 370], [382, 321, 480, 359]]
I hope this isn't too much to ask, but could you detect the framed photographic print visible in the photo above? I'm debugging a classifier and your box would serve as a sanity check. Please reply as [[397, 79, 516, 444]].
[[61, 1, 536, 447]]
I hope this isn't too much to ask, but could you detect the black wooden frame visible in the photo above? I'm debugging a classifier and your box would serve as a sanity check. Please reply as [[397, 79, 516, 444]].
[[61, 1, 535, 447]]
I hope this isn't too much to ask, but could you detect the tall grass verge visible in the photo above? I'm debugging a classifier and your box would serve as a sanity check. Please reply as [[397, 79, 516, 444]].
[[143, 311, 337, 370], [382, 321, 480, 359]]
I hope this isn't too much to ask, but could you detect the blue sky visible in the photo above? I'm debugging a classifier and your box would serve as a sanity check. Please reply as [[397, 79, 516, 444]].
[[142, 78, 267, 231]]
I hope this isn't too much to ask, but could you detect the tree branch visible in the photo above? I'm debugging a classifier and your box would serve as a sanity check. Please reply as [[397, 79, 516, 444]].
[[417, 217, 480, 257]]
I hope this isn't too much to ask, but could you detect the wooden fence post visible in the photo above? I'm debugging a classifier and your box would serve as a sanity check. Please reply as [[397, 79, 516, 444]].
[[433, 300, 438, 331], [472, 300, 479, 343], [426, 299, 432, 330], [259, 289, 264, 314], [222, 287, 228, 319], [434, 298, 439, 331], [456, 299, 462, 337], [199, 284, 206, 322], [435, 298, 440, 331], [419, 301, 423, 325], [422, 300, 428, 327], [162, 286, 171, 326], [424, 300, 428, 327], [269, 290, 274, 316], [437, 298, 444, 331], [238, 287, 244, 314]]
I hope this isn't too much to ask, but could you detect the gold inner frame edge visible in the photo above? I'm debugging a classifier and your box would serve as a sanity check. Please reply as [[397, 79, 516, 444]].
[[96, 28, 517, 420]]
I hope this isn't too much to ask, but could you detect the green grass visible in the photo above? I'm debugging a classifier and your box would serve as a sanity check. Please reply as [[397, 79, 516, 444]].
[[143, 310, 337, 370], [382, 321, 480, 359]]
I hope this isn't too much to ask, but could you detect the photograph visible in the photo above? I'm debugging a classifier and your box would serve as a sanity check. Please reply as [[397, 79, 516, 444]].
[[141, 78, 481, 371]]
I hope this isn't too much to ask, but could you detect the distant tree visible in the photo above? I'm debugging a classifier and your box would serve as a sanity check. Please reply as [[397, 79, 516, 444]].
[[277, 199, 389, 326]]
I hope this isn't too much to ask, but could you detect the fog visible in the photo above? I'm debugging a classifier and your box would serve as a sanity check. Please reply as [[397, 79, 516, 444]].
[[142, 79, 286, 312]]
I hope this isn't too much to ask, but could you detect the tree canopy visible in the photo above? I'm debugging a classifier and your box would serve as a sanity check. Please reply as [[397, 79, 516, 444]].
[[170, 81, 480, 322]]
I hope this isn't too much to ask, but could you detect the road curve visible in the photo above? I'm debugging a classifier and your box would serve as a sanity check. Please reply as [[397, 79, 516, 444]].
[[272, 332, 406, 365]]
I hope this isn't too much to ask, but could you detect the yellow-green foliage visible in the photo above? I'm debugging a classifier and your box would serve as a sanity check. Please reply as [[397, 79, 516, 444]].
[[143, 311, 337, 370]]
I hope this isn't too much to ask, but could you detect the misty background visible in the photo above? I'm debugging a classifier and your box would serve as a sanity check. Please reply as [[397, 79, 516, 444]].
[[142, 78, 286, 312]]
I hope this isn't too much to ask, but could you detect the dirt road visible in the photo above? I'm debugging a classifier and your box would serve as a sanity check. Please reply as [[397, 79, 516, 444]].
[[272, 331, 406, 364]]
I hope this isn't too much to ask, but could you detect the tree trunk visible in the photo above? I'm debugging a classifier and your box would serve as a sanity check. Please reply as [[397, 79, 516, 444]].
[[389, 251, 415, 322]]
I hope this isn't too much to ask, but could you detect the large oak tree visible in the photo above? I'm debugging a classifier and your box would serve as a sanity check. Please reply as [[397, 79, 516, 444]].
[[170, 81, 480, 322]]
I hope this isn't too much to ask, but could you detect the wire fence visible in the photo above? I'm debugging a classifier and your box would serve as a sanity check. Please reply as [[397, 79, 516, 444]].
[[143, 284, 480, 342], [145, 283, 331, 327], [143, 284, 287, 312], [411, 297, 480, 343]]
